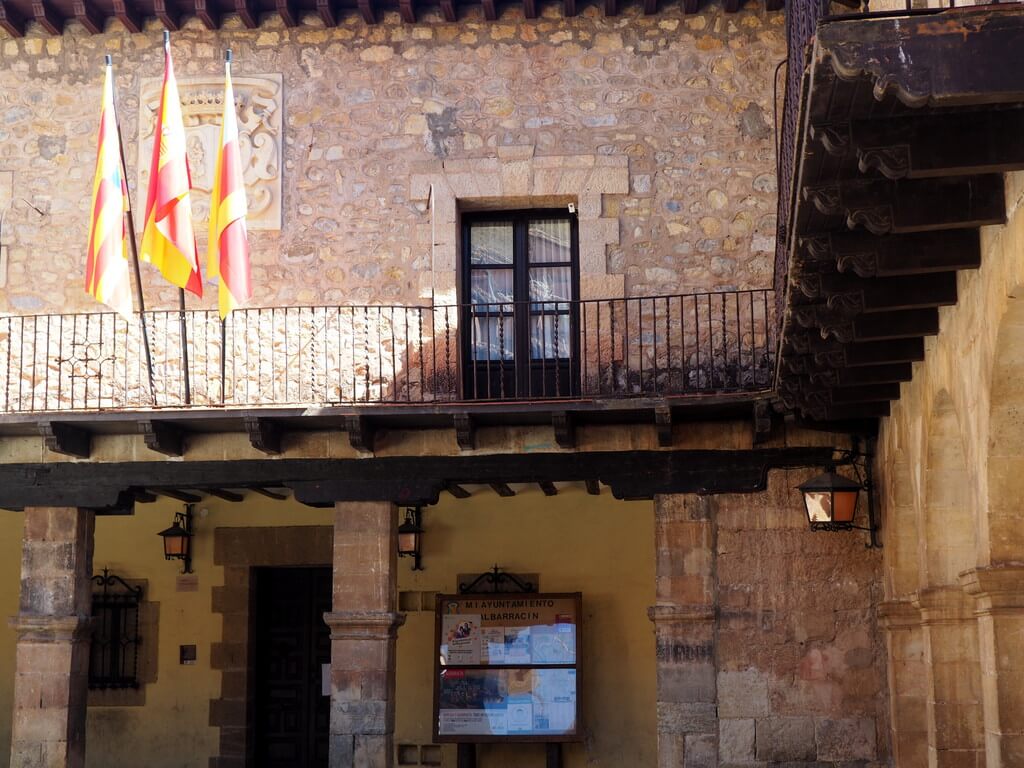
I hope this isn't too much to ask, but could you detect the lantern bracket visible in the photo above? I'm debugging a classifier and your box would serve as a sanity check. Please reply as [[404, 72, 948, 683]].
[[817, 436, 880, 549]]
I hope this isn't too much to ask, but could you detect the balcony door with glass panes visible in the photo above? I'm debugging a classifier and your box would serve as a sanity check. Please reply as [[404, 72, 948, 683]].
[[462, 211, 579, 400]]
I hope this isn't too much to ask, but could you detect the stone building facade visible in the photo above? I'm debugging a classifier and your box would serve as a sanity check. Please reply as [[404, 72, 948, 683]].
[[0, 0, 1020, 766]]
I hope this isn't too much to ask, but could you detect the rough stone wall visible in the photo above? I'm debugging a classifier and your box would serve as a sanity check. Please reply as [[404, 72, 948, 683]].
[[654, 470, 890, 767], [0, 3, 784, 316]]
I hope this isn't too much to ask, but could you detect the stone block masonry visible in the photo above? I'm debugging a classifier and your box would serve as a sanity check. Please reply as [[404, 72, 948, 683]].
[[652, 469, 890, 767], [9, 507, 95, 768], [0, 3, 784, 315]]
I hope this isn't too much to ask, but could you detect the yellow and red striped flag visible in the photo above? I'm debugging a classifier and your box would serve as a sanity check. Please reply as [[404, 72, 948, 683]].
[[84, 59, 134, 320], [207, 50, 251, 319], [140, 33, 202, 297]]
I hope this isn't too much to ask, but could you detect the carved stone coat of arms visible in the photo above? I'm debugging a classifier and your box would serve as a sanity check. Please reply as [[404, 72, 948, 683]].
[[137, 73, 283, 232]]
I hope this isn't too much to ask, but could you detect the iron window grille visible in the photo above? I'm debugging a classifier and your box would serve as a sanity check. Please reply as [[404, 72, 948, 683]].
[[89, 569, 143, 690]]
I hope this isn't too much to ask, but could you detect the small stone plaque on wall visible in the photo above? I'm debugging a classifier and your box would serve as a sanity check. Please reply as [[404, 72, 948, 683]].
[[137, 74, 283, 231]]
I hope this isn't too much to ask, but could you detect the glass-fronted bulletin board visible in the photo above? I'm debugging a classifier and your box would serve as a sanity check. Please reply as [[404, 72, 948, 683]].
[[433, 593, 582, 742]]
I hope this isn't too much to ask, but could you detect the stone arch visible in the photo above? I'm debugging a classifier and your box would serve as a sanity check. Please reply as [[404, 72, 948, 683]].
[[984, 287, 1024, 565], [921, 390, 975, 586], [883, 443, 919, 600]]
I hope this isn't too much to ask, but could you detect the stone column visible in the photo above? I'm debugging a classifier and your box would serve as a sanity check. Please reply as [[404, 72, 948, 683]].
[[648, 494, 718, 768], [9, 506, 95, 768], [960, 565, 1024, 767], [324, 501, 405, 768], [915, 586, 985, 768], [878, 599, 928, 766]]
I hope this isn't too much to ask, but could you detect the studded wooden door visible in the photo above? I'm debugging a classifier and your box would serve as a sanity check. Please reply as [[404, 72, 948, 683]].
[[254, 567, 332, 768]]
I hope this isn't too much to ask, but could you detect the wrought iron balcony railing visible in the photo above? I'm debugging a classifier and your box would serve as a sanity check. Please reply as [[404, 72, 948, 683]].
[[0, 290, 774, 413]]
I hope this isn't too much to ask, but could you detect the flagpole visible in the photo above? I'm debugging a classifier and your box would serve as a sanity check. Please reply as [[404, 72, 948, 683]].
[[220, 48, 232, 403], [178, 287, 192, 404], [109, 54, 158, 406]]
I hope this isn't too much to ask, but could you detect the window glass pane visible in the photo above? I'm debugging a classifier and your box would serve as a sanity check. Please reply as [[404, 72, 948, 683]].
[[528, 219, 572, 263], [529, 266, 571, 305], [472, 316, 515, 360], [471, 269, 514, 306], [530, 314, 570, 359], [470, 222, 514, 265]]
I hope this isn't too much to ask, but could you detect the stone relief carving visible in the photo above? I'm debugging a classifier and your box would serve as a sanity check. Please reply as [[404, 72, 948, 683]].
[[137, 73, 282, 231]]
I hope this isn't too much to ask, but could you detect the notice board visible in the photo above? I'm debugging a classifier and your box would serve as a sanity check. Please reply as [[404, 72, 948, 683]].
[[433, 592, 582, 742]]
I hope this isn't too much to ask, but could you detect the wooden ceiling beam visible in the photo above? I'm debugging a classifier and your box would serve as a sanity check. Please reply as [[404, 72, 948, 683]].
[[153, 0, 180, 29], [31, 0, 62, 33], [800, 230, 980, 279], [345, 415, 374, 453], [40, 422, 90, 458], [207, 488, 244, 502], [439, 0, 456, 20], [490, 483, 515, 497], [399, 0, 415, 22], [723, 0, 740, 10], [802, 174, 1005, 236], [111, 0, 141, 31], [251, 487, 288, 500], [585, 479, 600, 495], [454, 413, 475, 451], [140, 420, 185, 457], [604, 0, 618, 15], [553, 411, 575, 449], [830, 383, 902, 404], [481, 0, 497, 20], [563, 0, 576, 16], [357, 0, 374, 22], [0, 0, 27, 36], [445, 482, 471, 499], [848, 109, 1024, 180], [793, 271, 958, 316], [245, 416, 281, 455], [72, 0, 104, 32], [681, 0, 699, 11], [153, 489, 202, 503], [654, 405, 672, 447], [316, 0, 336, 25], [234, 0, 257, 27], [539, 481, 558, 496], [275, 0, 298, 25], [193, 0, 219, 27]]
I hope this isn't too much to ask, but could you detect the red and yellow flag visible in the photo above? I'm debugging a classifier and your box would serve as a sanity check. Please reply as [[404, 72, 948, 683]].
[[140, 34, 202, 297], [207, 52, 251, 319], [85, 60, 134, 320]]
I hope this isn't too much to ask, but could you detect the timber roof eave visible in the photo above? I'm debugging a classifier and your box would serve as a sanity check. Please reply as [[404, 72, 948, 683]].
[[775, 3, 1024, 424]]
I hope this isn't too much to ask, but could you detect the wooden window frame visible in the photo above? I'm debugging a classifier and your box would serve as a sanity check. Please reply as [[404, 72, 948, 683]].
[[460, 209, 581, 400]]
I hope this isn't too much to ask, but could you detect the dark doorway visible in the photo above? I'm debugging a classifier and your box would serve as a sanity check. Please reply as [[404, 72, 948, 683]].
[[253, 566, 332, 768]]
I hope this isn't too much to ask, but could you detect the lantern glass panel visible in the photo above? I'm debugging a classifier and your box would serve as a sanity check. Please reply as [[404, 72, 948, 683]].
[[832, 490, 858, 523], [804, 490, 834, 523], [398, 530, 419, 556], [163, 534, 188, 558]]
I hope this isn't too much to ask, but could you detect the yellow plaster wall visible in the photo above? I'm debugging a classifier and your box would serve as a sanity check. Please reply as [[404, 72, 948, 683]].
[[395, 486, 656, 768], [0, 488, 654, 767]]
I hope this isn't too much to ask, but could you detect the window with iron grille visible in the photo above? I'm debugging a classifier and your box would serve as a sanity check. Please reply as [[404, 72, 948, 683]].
[[89, 570, 143, 690]]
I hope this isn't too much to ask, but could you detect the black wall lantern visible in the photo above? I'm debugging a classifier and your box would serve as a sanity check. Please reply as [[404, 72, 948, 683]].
[[158, 504, 194, 573], [797, 437, 880, 548], [397, 506, 424, 571]]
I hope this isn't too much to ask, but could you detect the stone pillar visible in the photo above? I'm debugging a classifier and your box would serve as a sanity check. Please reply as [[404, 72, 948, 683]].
[[324, 501, 405, 768], [915, 586, 985, 768], [9, 506, 95, 768], [878, 599, 928, 766], [960, 565, 1024, 766], [648, 494, 718, 768]]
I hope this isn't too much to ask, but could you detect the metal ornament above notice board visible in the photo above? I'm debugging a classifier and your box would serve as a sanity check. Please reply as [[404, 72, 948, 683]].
[[433, 591, 583, 744]]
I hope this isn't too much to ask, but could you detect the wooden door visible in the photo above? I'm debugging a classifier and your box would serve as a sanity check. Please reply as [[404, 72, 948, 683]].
[[254, 567, 332, 768]]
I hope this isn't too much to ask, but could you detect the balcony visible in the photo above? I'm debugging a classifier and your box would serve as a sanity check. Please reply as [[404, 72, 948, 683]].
[[775, 0, 1024, 422], [0, 290, 774, 421]]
